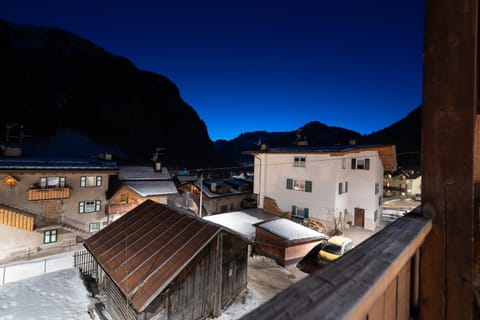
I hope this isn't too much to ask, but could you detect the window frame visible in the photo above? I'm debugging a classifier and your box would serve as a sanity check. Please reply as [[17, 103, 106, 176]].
[[294, 156, 306, 167], [80, 176, 102, 187], [79, 200, 102, 213], [43, 229, 58, 244], [89, 222, 101, 233]]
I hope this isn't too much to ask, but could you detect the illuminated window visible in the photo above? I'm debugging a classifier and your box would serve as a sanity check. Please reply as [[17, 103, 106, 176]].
[[80, 176, 102, 187], [40, 177, 66, 188], [286, 179, 312, 192]]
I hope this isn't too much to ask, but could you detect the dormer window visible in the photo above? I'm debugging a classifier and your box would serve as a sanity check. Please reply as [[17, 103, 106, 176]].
[[294, 157, 306, 167]]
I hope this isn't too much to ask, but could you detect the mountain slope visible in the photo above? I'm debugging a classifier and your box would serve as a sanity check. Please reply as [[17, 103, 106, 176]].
[[0, 19, 219, 167], [214, 121, 362, 165]]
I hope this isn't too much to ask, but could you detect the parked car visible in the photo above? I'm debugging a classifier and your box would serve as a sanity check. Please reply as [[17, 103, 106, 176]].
[[318, 236, 354, 261]]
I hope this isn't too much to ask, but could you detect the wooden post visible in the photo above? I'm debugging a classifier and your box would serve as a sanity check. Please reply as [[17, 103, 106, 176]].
[[421, 0, 477, 318]]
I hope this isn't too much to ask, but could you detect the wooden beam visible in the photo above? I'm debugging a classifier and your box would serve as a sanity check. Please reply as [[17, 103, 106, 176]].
[[421, 0, 477, 318]]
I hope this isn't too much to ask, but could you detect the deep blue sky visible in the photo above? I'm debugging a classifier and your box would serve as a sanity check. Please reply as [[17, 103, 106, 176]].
[[1, 1, 424, 141]]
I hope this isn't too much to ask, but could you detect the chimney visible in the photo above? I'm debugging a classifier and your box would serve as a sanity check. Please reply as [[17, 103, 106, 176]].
[[210, 182, 217, 192], [154, 162, 162, 172]]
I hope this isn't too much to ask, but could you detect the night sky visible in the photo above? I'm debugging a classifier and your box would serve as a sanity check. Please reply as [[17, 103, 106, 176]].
[[0, 1, 424, 141]]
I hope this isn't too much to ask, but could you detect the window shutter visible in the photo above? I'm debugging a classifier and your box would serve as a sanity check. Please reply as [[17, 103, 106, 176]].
[[96, 176, 102, 186], [305, 180, 312, 192], [59, 177, 66, 188], [365, 158, 370, 170], [345, 181, 348, 193], [79, 201, 85, 213], [292, 205, 297, 215], [351, 158, 357, 169], [40, 177, 47, 188], [80, 176, 86, 187], [338, 182, 343, 195], [95, 200, 101, 212], [287, 178, 293, 190], [303, 208, 309, 218]]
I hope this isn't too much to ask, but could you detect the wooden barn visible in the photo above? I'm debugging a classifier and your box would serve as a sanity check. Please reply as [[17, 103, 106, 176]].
[[254, 218, 328, 266], [84, 200, 248, 320]]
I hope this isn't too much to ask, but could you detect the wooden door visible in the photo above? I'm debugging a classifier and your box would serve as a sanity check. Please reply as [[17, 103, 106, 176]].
[[44, 202, 60, 223], [354, 208, 365, 227]]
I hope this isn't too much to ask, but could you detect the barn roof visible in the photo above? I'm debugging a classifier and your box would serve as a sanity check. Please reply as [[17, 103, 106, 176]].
[[124, 180, 178, 197], [84, 200, 223, 313], [255, 218, 328, 244]]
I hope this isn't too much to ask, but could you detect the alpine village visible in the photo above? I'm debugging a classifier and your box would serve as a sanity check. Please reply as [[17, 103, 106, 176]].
[[0, 2, 479, 320]]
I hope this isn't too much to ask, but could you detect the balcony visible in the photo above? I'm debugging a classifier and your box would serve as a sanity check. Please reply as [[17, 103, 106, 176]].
[[241, 211, 432, 320], [27, 187, 71, 201]]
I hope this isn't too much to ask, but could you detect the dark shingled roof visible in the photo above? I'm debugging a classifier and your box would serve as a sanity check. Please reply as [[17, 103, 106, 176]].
[[84, 200, 223, 313]]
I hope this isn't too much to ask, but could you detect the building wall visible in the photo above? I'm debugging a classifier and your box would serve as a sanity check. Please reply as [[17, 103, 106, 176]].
[[253, 150, 383, 230], [0, 170, 112, 258]]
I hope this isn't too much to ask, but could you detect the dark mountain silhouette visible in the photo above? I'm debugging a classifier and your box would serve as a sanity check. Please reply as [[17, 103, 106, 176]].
[[0, 19, 220, 168], [214, 121, 362, 165], [215, 107, 421, 169], [359, 105, 421, 169]]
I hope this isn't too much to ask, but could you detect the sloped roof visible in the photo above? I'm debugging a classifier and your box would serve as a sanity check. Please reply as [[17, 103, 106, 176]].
[[125, 180, 178, 197], [203, 211, 263, 241], [0, 157, 117, 171], [84, 200, 223, 313], [255, 218, 328, 244], [118, 166, 171, 181]]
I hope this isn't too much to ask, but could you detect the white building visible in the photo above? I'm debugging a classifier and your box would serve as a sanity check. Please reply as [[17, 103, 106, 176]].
[[247, 145, 397, 231]]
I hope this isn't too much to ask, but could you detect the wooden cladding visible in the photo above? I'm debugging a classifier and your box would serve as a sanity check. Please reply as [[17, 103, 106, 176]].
[[0, 208, 34, 231], [27, 187, 70, 201]]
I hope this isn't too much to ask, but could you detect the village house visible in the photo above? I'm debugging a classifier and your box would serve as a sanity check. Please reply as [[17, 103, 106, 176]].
[[190, 178, 255, 216], [245, 144, 397, 231], [384, 168, 422, 198], [106, 164, 178, 220], [0, 155, 117, 262], [84, 200, 248, 320]]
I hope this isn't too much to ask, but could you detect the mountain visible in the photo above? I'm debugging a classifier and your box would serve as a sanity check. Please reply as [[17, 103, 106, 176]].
[[215, 107, 421, 169], [214, 121, 362, 165], [359, 105, 421, 168], [0, 19, 220, 168]]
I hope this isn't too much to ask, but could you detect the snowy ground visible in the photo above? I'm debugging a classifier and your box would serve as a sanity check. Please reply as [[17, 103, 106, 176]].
[[0, 255, 302, 320], [0, 268, 96, 320]]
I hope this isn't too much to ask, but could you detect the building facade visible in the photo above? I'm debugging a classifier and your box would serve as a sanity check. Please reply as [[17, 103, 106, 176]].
[[248, 145, 396, 231], [0, 156, 117, 262]]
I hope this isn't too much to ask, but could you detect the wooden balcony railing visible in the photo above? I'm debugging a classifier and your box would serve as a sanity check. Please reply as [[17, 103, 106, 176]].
[[27, 187, 71, 201], [241, 211, 432, 320], [0, 206, 35, 232]]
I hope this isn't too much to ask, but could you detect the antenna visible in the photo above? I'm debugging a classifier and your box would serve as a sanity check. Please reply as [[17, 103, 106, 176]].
[[151, 147, 166, 162]]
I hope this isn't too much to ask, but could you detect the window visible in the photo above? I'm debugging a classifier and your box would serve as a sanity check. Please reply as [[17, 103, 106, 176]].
[[351, 158, 370, 170], [342, 158, 346, 169], [80, 176, 102, 187], [43, 229, 58, 244], [339, 181, 348, 195], [375, 182, 380, 194], [294, 156, 306, 167], [379, 196, 383, 206], [89, 222, 101, 233], [79, 200, 101, 213], [119, 193, 128, 204], [287, 179, 312, 192], [39, 176, 66, 189], [292, 205, 309, 218]]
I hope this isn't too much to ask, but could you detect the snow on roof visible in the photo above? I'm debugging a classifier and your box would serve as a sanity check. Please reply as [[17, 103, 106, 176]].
[[175, 175, 197, 184], [256, 218, 328, 242], [203, 211, 263, 241], [119, 165, 171, 181], [125, 180, 178, 197]]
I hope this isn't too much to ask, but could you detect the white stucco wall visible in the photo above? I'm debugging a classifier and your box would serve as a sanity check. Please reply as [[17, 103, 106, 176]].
[[253, 149, 384, 231]]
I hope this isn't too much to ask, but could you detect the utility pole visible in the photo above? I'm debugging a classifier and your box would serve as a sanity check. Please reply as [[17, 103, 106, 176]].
[[199, 174, 203, 217]]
